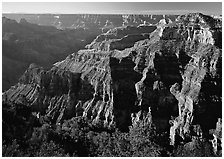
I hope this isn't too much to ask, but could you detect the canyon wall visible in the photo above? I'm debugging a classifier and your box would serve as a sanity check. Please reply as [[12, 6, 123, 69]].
[[3, 14, 178, 30], [3, 13, 222, 149]]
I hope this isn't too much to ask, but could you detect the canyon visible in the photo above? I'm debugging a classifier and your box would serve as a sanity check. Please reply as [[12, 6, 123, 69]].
[[3, 14, 178, 30], [2, 13, 222, 156], [2, 14, 178, 91]]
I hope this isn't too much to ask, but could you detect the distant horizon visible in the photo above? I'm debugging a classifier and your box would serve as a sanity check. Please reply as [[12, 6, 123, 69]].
[[2, 11, 222, 16], [2, 2, 222, 16]]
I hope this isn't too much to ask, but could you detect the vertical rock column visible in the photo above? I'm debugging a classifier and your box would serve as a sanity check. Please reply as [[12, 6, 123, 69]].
[[169, 45, 221, 145]]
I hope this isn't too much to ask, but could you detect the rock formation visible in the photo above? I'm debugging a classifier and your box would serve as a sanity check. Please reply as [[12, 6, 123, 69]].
[[2, 16, 101, 90], [3, 13, 178, 30], [3, 13, 222, 151]]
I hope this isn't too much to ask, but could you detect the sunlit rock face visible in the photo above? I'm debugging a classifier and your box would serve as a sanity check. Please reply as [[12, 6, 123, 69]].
[[162, 13, 222, 47], [3, 12, 222, 142], [2, 14, 178, 91], [165, 13, 222, 145]]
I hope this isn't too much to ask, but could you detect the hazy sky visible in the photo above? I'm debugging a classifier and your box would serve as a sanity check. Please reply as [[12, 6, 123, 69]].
[[2, 2, 222, 15]]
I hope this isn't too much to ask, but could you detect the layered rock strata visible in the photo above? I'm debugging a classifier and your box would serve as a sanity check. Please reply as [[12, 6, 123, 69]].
[[3, 13, 178, 30], [3, 13, 222, 149]]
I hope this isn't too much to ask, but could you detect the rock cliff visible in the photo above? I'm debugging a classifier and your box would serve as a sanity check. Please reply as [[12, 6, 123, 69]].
[[2, 16, 101, 90], [3, 13, 222, 150]]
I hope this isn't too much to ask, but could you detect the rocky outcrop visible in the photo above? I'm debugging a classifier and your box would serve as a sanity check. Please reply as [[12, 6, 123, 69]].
[[163, 13, 222, 146], [3, 63, 86, 123], [3, 12, 222, 147], [162, 13, 222, 48], [169, 43, 221, 144]]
